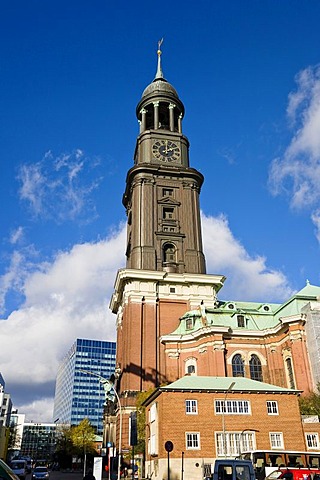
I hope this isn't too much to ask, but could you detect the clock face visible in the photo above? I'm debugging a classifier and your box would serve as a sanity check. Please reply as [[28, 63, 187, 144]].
[[152, 140, 180, 162]]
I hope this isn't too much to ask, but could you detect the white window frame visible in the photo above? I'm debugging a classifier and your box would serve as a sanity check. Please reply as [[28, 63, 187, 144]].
[[267, 400, 279, 415], [306, 433, 320, 449], [185, 399, 198, 415], [215, 431, 256, 457], [149, 433, 157, 455], [270, 432, 284, 449], [185, 318, 194, 330], [149, 402, 157, 423], [215, 399, 251, 415], [186, 432, 200, 450]]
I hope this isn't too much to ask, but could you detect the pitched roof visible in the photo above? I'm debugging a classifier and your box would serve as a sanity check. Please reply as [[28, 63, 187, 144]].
[[143, 376, 300, 406], [161, 376, 299, 393]]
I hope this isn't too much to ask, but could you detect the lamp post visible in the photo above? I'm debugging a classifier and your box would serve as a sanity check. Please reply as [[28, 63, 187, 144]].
[[80, 370, 122, 480], [222, 381, 235, 457]]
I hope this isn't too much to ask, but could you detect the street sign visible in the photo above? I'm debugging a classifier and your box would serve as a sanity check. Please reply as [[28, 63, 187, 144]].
[[165, 440, 174, 452]]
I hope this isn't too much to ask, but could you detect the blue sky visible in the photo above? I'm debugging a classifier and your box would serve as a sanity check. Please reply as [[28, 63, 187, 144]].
[[1, 0, 320, 421]]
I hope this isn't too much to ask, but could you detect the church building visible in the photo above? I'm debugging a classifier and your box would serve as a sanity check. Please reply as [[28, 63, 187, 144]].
[[109, 43, 320, 446]]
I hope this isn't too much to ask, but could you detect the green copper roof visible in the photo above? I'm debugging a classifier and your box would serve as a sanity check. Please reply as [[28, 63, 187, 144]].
[[164, 283, 320, 338], [295, 282, 320, 298], [162, 376, 299, 393]]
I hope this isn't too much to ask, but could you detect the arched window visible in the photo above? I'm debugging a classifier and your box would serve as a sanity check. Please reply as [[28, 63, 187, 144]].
[[285, 357, 296, 389], [185, 358, 197, 376], [249, 354, 263, 382], [232, 354, 244, 377], [163, 243, 176, 263]]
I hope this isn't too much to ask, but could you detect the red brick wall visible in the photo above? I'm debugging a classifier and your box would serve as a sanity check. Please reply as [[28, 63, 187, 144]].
[[117, 297, 189, 393], [146, 390, 306, 460]]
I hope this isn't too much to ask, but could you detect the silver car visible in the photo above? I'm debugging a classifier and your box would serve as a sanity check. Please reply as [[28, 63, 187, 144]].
[[31, 467, 49, 479]]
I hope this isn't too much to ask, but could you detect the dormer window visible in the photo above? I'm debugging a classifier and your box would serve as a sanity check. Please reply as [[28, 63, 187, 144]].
[[237, 315, 245, 328], [227, 303, 236, 310], [186, 318, 194, 330]]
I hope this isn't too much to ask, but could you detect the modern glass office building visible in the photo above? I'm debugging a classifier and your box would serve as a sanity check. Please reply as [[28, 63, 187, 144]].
[[53, 338, 116, 434], [20, 423, 57, 462]]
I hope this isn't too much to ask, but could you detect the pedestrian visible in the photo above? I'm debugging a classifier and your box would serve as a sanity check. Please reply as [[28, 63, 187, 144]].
[[83, 469, 96, 480]]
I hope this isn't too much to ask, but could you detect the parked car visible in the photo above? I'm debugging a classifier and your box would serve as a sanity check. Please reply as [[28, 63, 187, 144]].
[[266, 468, 320, 480], [212, 459, 256, 480], [31, 467, 49, 480], [10, 460, 27, 480], [0, 459, 20, 480]]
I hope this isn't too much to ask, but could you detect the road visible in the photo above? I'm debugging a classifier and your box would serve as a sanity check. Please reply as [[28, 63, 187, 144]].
[[49, 472, 83, 480], [26, 471, 83, 480], [27, 469, 139, 480]]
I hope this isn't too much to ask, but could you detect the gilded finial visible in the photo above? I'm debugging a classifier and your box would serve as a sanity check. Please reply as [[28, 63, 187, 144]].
[[157, 38, 163, 56], [155, 38, 164, 79]]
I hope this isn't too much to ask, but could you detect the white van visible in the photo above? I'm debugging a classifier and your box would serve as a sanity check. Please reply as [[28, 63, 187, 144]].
[[10, 460, 27, 479]]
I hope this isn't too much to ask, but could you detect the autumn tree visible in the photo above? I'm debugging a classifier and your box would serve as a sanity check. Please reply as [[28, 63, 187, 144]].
[[71, 418, 96, 473], [54, 420, 96, 470], [299, 389, 320, 416]]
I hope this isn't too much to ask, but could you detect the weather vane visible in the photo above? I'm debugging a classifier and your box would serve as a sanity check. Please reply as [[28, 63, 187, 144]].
[[157, 38, 164, 56]]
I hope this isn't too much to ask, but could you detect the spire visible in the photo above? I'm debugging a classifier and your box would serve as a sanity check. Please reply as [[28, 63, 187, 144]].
[[155, 38, 164, 79]]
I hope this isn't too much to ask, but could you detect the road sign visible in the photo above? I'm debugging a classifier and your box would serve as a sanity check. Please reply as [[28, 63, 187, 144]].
[[165, 440, 174, 452]]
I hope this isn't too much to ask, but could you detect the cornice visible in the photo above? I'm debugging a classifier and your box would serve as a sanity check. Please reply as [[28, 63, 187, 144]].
[[110, 268, 226, 313]]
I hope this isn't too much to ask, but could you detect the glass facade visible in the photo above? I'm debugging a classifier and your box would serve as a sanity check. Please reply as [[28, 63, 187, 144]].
[[20, 423, 57, 462], [53, 339, 116, 434]]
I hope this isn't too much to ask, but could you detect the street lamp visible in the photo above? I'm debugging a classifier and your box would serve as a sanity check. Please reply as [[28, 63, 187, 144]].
[[222, 381, 235, 457], [80, 370, 122, 480]]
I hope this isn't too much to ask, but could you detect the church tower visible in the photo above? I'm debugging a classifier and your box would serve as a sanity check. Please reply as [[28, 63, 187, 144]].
[[110, 44, 225, 406], [124, 42, 206, 275]]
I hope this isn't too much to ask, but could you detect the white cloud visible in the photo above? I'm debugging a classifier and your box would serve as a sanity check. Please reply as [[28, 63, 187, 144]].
[[0, 225, 126, 419], [0, 250, 26, 314], [269, 64, 320, 240], [1, 213, 292, 421], [10, 227, 24, 245], [17, 150, 102, 223], [18, 398, 56, 424], [202, 213, 293, 302]]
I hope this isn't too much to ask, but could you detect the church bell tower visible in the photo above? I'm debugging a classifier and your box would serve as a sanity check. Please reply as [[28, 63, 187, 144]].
[[110, 43, 225, 404], [124, 42, 206, 274]]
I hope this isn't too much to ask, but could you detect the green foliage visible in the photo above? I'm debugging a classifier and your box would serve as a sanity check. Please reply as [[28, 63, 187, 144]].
[[7, 424, 21, 451], [299, 389, 320, 416], [55, 424, 75, 456], [71, 418, 96, 456], [134, 388, 156, 456], [54, 419, 96, 468]]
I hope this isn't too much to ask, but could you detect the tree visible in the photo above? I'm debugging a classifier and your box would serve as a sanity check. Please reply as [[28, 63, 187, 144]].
[[299, 389, 320, 416], [54, 420, 96, 471], [7, 424, 21, 452], [71, 419, 96, 474], [135, 388, 156, 455]]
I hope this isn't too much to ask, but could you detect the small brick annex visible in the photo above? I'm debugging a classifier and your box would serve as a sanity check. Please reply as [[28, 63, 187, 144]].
[[143, 376, 318, 480]]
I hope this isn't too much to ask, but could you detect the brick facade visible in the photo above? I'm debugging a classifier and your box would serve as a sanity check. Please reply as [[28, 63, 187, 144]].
[[143, 377, 316, 480]]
